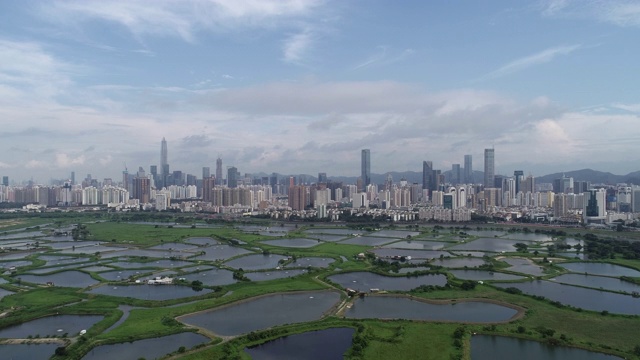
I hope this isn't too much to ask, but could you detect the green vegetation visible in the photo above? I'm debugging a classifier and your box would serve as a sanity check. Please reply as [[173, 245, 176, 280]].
[[0, 215, 639, 359]]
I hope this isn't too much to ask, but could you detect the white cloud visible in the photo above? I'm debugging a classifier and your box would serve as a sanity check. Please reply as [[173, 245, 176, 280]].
[[353, 47, 415, 70], [540, 0, 640, 27], [282, 30, 313, 64], [479, 44, 581, 80], [611, 102, 640, 113], [55, 153, 86, 168], [40, 0, 325, 43]]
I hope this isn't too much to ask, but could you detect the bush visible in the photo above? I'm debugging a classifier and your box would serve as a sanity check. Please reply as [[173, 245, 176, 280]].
[[505, 287, 522, 295], [517, 326, 526, 334]]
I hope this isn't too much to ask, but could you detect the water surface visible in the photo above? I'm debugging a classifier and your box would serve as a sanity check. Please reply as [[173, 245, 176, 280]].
[[559, 262, 640, 277], [328, 271, 446, 291], [0, 315, 103, 338], [345, 296, 517, 322], [245, 327, 354, 360], [179, 291, 340, 336]]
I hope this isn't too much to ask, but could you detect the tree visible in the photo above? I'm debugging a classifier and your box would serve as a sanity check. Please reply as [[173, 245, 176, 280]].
[[514, 243, 528, 253]]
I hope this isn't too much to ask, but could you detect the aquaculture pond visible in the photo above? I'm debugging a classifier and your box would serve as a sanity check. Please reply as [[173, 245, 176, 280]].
[[432, 257, 486, 268], [383, 240, 451, 250], [502, 233, 553, 242], [183, 268, 237, 286], [449, 238, 534, 253], [502, 258, 545, 276], [244, 327, 355, 360], [19, 271, 99, 287], [245, 269, 306, 282], [224, 254, 288, 270], [304, 228, 364, 235], [260, 238, 322, 248], [99, 269, 150, 281], [148, 242, 200, 251], [471, 335, 622, 360], [494, 281, 640, 315], [88, 284, 213, 301], [328, 271, 447, 292], [82, 331, 210, 360], [190, 245, 253, 261], [286, 257, 335, 268], [372, 249, 451, 260], [371, 230, 420, 238], [184, 237, 219, 246], [0, 288, 14, 300], [0, 315, 103, 338], [345, 296, 518, 322], [397, 266, 430, 274], [559, 262, 640, 277], [0, 343, 60, 360], [304, 234, 348, 242], [449, 270, 524, 281], [179, 291, 340, 336], [341, 236, 398, 246], [551, 274, 640, 294]]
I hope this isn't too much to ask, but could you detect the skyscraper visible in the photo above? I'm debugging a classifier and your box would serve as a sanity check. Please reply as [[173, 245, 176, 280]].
[[228, 166, 238, 188], [451, 164, 461, 185], [216, 157, 223, 185], [422, 161, 433, 190], [484, 148, 495, 188], [514, 170, 524, 194], [361, 149, 371, 191], [160, 138, 168, 188], [463, 155, 473, 184]]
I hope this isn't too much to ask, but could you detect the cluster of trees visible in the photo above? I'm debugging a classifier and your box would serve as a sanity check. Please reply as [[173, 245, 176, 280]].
[[583, 234, 640, 259]]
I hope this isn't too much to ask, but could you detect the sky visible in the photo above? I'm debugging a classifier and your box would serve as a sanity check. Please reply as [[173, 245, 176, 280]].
[[1, 0, 640, 184]]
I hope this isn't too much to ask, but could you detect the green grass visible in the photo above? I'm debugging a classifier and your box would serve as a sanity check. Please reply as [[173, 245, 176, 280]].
[[413, 285, 640, 356]]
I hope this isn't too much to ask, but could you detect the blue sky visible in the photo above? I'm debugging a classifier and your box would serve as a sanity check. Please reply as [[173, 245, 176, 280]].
[[1, 0, 640, 183]]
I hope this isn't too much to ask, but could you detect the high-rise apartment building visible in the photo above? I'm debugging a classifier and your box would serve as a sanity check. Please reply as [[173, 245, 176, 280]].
[[133, 176, 151, 204], [288, 185, 307, 211], [463, 155, 473, 184], [216, 157, 223, 185], [202, 176, 215, 202], [484, 148, 495, 189], [202, 167, 210, 179], [318, 172, 327, 184], [361, 149, 371, 191], [2, 176, 8, 186]]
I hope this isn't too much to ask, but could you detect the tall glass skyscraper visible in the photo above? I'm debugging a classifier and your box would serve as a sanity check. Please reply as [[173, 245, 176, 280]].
[[160, 137, 168, 188], [361, 149, 370, 191], [216, 157, 223, 185], [484, 148, 495, 188], [464, 154, 473, 184]]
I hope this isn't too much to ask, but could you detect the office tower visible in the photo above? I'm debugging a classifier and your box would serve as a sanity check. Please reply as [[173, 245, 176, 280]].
[[160, 138, 168, 188], [361, 149, 371, 191], [216, 157, 223, 185], [451, 164, 461, 185], [523, 175, 535, 193], [463, 155, 473, 184], [574, 181, 591, 194], [484, 148, 495, 188], [514, 170, 524, 194], [2, 176, 8, 186], [228, 167, 238, 188], [318, 172, 327, 184], [584, 189, 606, 223], [422, 161, 432, 190], [70, 172, 75, 185], [202, 167, 210, 179]]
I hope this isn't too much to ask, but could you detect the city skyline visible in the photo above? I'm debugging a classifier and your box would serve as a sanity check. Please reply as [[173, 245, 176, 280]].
[[2, 1, 640, 181]]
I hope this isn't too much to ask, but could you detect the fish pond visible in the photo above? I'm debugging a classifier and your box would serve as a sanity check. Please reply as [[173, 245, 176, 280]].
[[0, 315, 103, 338], [559, 262, 640, 277], [244, 327, 355, 360], [88, 284, 213, 301], [82, 331, 210, 360], [179, 291, 340, 336], [345, 296, 519, 323], [328, 271, 447, 292]]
